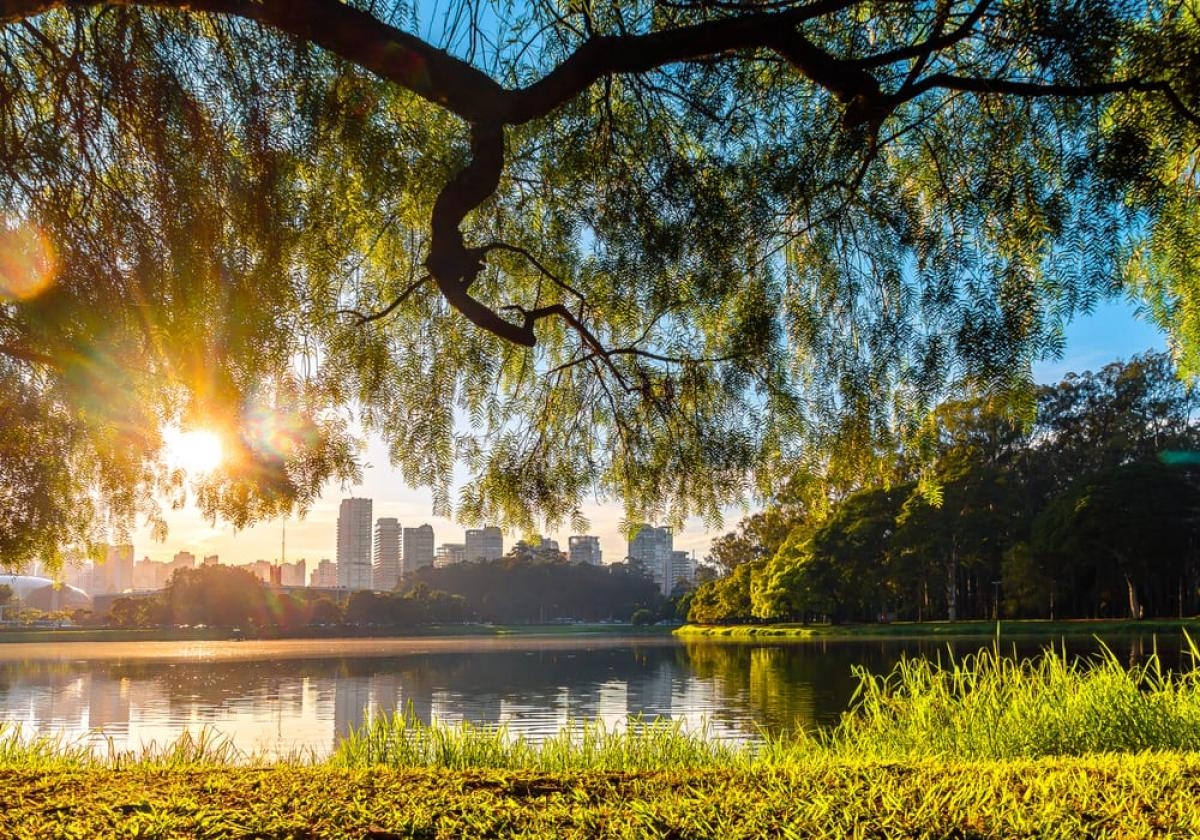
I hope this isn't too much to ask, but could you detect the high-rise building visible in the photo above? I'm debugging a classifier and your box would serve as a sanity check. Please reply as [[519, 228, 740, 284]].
[[94, 544, 134, 594], [132, 556, 162, 591], [337, 498, 373, 590], [568, 535, 602, 566], [374, 518, 402, 590], [402, 524, 435, 574], [464, 526, 503, 563], [435, 543, 466, 568], [311, 558, 338, 588], [628, 525, 674, 594], [669, 550, 696, 592]]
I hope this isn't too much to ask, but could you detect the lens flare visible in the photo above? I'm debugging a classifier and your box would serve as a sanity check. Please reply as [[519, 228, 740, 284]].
[[243, 400, 317, 459], [0, 221, 56, 301], [164, 428, 224, 476]]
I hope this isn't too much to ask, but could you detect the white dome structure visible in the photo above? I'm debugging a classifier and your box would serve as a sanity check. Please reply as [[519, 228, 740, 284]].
[[0, 575, 91, 610]]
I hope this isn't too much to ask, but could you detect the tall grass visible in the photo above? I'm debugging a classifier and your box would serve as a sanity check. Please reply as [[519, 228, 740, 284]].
[[823, 636, 1200, 760], [331, 711, 752, 771]]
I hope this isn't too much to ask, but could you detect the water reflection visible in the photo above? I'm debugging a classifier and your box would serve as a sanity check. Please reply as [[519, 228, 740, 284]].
[[0, 634, 1183, 758]]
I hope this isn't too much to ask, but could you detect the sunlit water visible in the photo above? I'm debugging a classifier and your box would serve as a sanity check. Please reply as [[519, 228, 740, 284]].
[[0, 633, 1184, 759]]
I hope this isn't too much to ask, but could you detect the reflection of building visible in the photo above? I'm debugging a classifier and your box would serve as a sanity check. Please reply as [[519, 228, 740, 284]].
[[568, 535, 602, 566], [337, 498, 373, 590], [435, 543, 465, 568], [87, 673, 131, 733], [464, 527, 503, 563], [374, 518, 401, 590], [333, 677, 372, 745], [628, 525, 673, 594], [402, 525, 435, 575]]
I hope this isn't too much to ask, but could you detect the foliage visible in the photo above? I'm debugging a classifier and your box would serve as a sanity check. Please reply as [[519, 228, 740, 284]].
[[2, 2, 1200, 568], [1031, 461, 1200, 618], [343, 585, 467, 627], [404, 556, 662, 623], [694, 352, 1200, 624]]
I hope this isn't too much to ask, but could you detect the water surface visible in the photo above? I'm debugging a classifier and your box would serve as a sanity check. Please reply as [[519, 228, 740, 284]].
[[0, 633, 1183, 758]]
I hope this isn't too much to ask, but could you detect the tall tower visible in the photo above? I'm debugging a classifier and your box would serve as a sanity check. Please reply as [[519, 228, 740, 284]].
[[568, 535, 602, 566], [336, 498, 373, 590], [373, 517, 401, 590], [401, 524, 435, 575], [464, 526, 503, 562], [628, 524, 674, 594]]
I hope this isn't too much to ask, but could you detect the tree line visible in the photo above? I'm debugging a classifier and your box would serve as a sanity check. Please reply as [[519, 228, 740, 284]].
[[105, 554, 666, 631], [692, 352, 1200, 624]]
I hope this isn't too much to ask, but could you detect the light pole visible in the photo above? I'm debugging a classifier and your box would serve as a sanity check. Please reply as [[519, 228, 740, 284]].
[[992, 580, 1002, 621]]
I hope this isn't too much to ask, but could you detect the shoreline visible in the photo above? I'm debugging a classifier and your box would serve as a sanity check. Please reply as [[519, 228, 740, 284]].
[[675, 617, 1200, 640], [0, 622, 671, 645]]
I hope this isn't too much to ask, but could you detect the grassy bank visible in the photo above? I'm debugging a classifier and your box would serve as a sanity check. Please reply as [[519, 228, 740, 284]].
[[7, 756, 1200, 838], [676, 616, 1200, 640], [7, 643, 1200, 837]]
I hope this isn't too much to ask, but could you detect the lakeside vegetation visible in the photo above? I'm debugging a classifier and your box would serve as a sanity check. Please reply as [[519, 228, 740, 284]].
[[676, 617, 1200, 640], [5, 644, 1200, 836], [691, 354, 1200, 628]]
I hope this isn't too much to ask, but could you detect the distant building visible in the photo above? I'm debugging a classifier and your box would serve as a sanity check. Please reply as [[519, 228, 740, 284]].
[[402, 524, 435, 575], [628, 525, 674, 595], [669, 550, 696, 591], [464, 526, 503, 563], [276, 559, 306, 587], [374, 518, 402, 590], [569, 535, 602, 566], [132, 556, 165, 591], [435, 543, 466, 568], [311, 558, 338, 588], [337, 498, 373, 590], [203, 554, 219, 566], [94, 544, 134, 595]]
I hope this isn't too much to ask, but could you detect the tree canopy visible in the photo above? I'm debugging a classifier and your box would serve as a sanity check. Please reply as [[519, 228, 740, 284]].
[[691, 352, 1200, 623], [1, 1, 1198, 567]]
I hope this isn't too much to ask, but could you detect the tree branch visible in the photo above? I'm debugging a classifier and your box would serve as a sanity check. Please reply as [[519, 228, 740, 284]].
[[903, 74, 1200, 128], [336, 275, 430, 325]]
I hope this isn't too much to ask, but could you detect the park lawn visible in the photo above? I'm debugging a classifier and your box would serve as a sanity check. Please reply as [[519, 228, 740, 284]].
[[675, 617, 1200, 640], [4, 755, 1200, 839]]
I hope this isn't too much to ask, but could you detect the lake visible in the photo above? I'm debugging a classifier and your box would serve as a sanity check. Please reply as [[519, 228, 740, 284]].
[[0, 633, 1187, 758]]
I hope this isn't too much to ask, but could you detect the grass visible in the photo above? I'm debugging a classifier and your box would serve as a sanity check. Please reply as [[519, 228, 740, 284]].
[[676, 616, 1200, 640], [7, 640, 1200, 836]]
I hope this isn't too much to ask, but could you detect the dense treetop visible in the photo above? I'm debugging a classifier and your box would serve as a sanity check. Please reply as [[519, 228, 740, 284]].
[[0, 1, 1198, 568]]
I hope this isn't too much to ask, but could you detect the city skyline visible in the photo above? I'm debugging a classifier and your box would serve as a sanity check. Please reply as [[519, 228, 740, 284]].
[[126, 301, 1167, 570]]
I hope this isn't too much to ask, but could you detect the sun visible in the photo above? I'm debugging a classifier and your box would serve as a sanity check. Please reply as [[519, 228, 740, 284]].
[[163, 427, 224, 476]]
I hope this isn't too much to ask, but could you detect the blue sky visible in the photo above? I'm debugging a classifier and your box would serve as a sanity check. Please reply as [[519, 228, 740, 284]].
[[129, 299, 1168, 570]]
